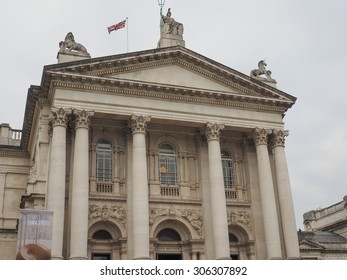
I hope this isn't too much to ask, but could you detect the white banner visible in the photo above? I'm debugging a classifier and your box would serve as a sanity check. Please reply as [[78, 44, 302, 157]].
[[1, 260, 344, 279], [16, 209, 53, 260]]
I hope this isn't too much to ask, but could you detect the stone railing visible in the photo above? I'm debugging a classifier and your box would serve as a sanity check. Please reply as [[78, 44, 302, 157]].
[[90, 181, 114, 195], [225, 189, 238, 200], [160, 186, 180, 197], [96, 182, 113, 194], [0, 124, 22, 146], [225, 189, 248, 202]]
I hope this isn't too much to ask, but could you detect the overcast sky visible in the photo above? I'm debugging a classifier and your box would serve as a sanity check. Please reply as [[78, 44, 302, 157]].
[[0, 0, 346, 229]]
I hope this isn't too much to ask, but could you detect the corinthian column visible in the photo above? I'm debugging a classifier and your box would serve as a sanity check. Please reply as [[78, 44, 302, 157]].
[[130, 115, 151, 259], [253, 128, 282, 259], [47, 108, 69, 259], [272, 130, 300, 259], [69, 109, 94, 260], [205, 123, 230, 260]]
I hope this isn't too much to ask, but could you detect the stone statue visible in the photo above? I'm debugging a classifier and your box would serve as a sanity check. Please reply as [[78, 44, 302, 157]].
[[250, 60, 275, 81], [59, 32, 89, 55], [160, 8, 184, 36]]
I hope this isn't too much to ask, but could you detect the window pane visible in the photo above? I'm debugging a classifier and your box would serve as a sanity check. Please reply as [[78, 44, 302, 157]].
[[222, 156, 235, 188], [159, 144, 178, 186], [96, 140, 112, 182]]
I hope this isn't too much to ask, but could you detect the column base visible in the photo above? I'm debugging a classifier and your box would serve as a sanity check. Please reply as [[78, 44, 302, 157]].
[[69, 256, 89, 260], [132, 256, 151, 260], [268, 257, 283, 260], [51, 256, 64, 260]]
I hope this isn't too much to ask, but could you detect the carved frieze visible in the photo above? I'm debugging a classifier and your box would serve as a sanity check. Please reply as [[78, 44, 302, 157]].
[[150, 208, 203, 238], [89, 204, 126, 227], [227, 210, 252, 232], [28, 160, 37, 183]]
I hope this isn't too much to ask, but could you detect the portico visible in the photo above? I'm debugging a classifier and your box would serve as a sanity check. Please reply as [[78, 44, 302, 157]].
[[1, 9, 299, 259]]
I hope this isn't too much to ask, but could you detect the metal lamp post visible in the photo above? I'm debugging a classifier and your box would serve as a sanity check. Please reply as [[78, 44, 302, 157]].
[[158, 0, 165, 14]]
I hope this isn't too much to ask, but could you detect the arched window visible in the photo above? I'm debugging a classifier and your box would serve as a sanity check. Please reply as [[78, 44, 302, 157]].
[[157, 228, 182, 241], [92, 229, 112, 240], [221, 150, 235, 188], [159, 143, 178, 185], [96, 139, 112, 182]]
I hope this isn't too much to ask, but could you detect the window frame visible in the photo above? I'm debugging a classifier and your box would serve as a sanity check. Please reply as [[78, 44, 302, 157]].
[[96, 139, 113, 182], [221, 150, 235, 188], [158, 142, 178, 186]]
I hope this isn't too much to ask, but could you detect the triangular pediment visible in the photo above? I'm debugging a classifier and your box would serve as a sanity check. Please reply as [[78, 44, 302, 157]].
[[299, 240, 325, 250], [43, 46, 296, 111], [107, 64, 237, 93]]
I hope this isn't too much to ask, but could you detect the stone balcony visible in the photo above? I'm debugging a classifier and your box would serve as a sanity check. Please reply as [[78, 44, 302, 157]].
[[0, 123, 22, 146]]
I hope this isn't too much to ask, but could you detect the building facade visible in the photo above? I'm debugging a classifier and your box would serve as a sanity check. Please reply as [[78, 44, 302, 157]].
[[298, 196, 347, 259], [0, 12, 300, 260]]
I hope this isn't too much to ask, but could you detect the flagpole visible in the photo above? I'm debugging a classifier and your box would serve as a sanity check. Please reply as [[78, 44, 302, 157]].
[[126, 17, 129, 53]]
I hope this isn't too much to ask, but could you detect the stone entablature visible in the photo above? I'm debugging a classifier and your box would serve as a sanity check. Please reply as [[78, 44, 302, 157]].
[[43, 47, 295, 110], [304, 196, 347, 237]]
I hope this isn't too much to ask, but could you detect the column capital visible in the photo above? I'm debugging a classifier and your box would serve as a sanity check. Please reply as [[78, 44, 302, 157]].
[[272, 130, 289, 147], [49, 107, 70, 128], [130, 115, 151, 135], [73, 109, 94, 129], [205, 122, 225, 142], [253, 128, 271, 146]]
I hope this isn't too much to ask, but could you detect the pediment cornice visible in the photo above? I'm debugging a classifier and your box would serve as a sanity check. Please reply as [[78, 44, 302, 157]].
[[43, 46, 296, 107], [299, 239, 326, 250], [46, 71, 292, 114]]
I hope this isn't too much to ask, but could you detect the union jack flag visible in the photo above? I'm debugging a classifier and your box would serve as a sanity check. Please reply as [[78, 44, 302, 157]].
[[107, 19, 126, 34]]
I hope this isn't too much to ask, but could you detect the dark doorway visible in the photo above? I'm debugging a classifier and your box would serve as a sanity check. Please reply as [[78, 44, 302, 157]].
[[92, 253, 111, 260], [230, 254, 239, 260], [157, 253, 182, 260]]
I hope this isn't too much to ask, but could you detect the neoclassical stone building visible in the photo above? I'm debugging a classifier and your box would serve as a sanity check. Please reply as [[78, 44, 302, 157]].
[[0, 10, 300, 260], [298, 195, 347, 259]]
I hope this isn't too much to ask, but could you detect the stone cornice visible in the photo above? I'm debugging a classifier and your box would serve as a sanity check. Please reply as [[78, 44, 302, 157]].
[[0, 148, 29, 158], [47, 76, 291, 114], [43, 46, 296, 105]]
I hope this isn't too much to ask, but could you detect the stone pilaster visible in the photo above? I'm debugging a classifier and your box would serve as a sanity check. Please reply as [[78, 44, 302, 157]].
[[272, 130, 300, 259], [253, 128, 282, 259], [130, 115, 151, 259], [204, 122, 230, 260], [47, 107, 70, 260], [69, 109, 94, 260]]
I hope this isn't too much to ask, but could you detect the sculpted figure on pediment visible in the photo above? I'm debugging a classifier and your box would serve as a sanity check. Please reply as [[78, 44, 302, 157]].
[[161, 8, 184, 36], [250, 60, 275, 82], [59, 32, 89, 55]]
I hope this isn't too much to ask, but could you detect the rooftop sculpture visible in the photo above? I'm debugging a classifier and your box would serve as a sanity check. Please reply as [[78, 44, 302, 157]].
[[250, 60, 276, 82], [59, 32, 89, 56], [158, 7, 185, 48], [161, 8, 184, 36]]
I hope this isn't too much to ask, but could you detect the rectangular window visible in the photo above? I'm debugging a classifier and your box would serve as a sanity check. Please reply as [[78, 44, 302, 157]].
[[96, 150, 112, 181], [159, 154, 177, 185], [222, 159, 234, 188]]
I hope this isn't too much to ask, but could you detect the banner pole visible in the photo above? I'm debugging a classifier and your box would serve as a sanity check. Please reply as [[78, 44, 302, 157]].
[[126, 17, 129, 52]]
